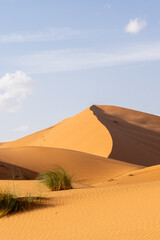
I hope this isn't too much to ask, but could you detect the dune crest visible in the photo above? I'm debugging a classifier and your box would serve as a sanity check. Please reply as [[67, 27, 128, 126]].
[[0, 107, 113, 158], [91, 105, 160, 166]]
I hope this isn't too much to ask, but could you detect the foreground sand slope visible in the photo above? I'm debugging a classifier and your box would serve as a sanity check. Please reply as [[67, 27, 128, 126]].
[[0, 146, 140, 184], [1, 181, 160, 240]]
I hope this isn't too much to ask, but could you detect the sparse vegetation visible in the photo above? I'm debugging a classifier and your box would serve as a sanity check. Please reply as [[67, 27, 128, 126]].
[[0, 190, 46, 218], [128, 173, 134, 176], [37, 167, 72, 191], [108, 178, 114, 182]]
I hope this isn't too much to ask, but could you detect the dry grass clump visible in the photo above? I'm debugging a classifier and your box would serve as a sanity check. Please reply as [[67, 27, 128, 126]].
[[0, 190, 45, 218], [37, 167, 72, 191]]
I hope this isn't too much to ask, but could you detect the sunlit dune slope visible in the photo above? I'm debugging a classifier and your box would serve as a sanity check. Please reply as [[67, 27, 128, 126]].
[[0, 108, 113, 158], [0, 146, 140, 184], [91, 105, 160, 166], [108, 164, 160, 185]]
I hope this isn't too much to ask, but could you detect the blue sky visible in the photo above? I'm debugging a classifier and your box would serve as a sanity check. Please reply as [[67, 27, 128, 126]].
[[0, 0, 160, 141]]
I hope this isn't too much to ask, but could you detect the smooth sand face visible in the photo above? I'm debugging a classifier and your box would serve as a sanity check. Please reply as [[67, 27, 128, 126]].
[[0, 108, 113, 158], [0, 147, 140, 184], [0, 105, 160, 240]]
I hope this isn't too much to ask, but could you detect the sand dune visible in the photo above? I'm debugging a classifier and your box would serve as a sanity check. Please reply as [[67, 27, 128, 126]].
[[0, 105, 159, 182], [0, 161, 37, 180], [0, 108, 113, 158], [97, 105, 160, 132], [1, 105, 159, 168], [91, 105, 160, 166], [107, 164, 160, 185], [0, 146, 140, 184], [0, 105, 160, 240]]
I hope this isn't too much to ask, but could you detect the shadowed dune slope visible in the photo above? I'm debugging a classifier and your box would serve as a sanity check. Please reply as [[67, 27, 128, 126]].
[[91, 105, 160, 166], [97, 105, 160, 132], [0, 108, 113, 158], [0, 161, 37, 180], [0, 146, 140, 184]]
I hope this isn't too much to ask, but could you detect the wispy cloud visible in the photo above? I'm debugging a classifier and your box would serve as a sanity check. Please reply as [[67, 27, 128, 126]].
[[0, 27, 82, 43], [10, 42, 160, 74], [13, 125, 31, 132], [0, 71, 33, 112], [125, 18, 147, 34]]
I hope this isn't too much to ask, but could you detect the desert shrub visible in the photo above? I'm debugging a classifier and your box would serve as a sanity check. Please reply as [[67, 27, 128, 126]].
[[37, 167, 72, 191], [0, 190, 45, 218], [108, 178, 114, 182]]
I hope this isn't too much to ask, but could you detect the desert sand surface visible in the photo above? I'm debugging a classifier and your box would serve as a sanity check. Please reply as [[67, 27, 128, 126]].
[[1, 181, 160, 240], [0, 105, 160, 240]]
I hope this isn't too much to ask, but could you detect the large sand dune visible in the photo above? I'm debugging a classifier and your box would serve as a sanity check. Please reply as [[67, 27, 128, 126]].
[[1, 105, 160, 167], [0, 108, 113, 158], [0, 105, 160, 240]]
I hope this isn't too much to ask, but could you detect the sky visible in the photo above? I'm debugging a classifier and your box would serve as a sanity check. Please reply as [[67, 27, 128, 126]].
[[0, 0, 160, 141]]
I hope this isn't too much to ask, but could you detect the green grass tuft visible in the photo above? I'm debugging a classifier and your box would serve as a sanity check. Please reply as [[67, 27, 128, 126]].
[[37, 167, 72, 191], [0, 190, 46, 218]]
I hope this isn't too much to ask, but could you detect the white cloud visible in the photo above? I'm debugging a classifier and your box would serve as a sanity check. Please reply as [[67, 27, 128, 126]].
[[0, 27, 82, 43], [13, 125, 31, 132], [125, 18, 147, 34], [10, 42, 160, 74], [0, 71, 33, 112]]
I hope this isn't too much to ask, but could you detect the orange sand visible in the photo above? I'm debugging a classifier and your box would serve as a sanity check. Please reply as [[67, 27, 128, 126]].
[[1, 181, 160, 240], [0, 105, 160, 240]]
